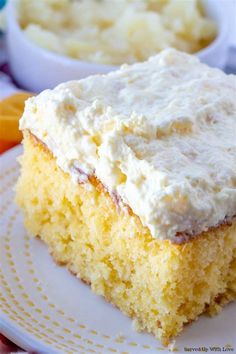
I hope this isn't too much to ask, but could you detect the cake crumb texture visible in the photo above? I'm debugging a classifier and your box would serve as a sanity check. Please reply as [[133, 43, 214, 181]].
[[16, 132, 236, 344]]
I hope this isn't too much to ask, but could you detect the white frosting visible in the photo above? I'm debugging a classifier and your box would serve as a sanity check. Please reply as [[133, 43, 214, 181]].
[[20, 49, 236, 242]]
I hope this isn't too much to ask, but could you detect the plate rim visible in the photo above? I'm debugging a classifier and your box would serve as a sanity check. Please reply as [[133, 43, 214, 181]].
[[0, 314, 57, 354]]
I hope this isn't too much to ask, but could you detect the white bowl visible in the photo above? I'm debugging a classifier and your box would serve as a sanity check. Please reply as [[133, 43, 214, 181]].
[[6, 0, 232, 92]]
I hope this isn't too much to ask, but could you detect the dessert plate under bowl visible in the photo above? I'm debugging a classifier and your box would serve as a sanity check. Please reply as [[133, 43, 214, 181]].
[[0, 146, 236, 354]]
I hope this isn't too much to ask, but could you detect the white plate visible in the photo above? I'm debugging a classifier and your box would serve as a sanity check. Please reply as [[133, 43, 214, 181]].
[[0, 146, 236, 354]]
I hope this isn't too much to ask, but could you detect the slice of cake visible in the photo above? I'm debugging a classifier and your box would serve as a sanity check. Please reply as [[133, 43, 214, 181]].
[[16, 49, 236, 344]]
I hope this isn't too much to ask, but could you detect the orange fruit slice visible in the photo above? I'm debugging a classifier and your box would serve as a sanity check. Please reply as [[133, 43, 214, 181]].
[[0, 140, 18, 154], [0, 92, 33, 142]]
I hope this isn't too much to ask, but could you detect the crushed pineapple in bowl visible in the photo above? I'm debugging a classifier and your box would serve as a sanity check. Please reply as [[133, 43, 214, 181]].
[[18, 0, 217, 66], [6, 0, 230, 91]]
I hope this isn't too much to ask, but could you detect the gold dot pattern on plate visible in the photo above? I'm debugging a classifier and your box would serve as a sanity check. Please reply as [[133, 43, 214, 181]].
[[0, 150, 170, 353], [0, 168, 105, 354], [0, 263, 109, 354], [22, 224, 162, 353], [0, 167, 126, 353], [21, 235, 127, 352]]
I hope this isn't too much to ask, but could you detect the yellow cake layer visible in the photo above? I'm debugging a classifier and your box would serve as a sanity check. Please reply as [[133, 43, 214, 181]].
[[16, 132, 236, 344]]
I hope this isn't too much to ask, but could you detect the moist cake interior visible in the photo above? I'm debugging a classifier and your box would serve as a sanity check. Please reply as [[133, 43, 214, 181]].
[[16, 131, 236, 344]]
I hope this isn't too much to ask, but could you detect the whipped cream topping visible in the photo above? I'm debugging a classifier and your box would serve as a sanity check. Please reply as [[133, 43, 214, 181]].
[[20, 49, 236, 242]]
